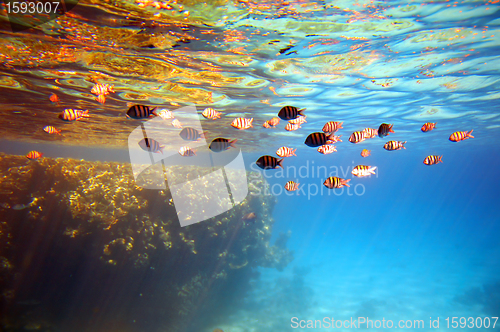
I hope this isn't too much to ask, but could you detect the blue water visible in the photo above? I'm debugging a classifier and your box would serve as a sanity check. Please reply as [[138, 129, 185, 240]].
[[219, 145, 500, 331]]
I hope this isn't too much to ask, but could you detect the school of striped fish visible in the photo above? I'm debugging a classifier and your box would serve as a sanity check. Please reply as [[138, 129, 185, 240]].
[[31, 83, 474, 193]]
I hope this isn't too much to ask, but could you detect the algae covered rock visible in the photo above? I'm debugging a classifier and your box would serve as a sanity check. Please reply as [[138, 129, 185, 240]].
[[0, 153, 292, 332]]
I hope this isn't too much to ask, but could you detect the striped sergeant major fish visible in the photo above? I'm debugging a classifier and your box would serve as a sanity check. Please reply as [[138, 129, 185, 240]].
[[278, 106, 305, 120], [322, 121, 343, 133], [384, 140, 406, 151], [348, 131, 366, 144], [423, 155, 442, 165], [362, 128, 378, 139], [231, 118, 253, 130], [178, 146, 196, 156], [256, 155, 283, 170], [202, 108, 222, 120], [43, 126, 61, 135], [59, 109, 89, 121], [209, 138, 237, 152], [378, 123, 394, 138], [284, 181, 299, 192], [91, 83, 114, 96], [421, 122, 436, 132], [449, 130, 473, 142], [289, 115, 307, 125], [323, 176, 350, 189], [285, 122, 300, 131], [26, 151, 43, 160], [317, 145, 337, 154], [138, 138, 164, 153], [304, 132, 337, 147], [179, 127, 206, 141], [351, 165, 377, 177], [276, 146, 296, 158], [126, 105, 158, 119]]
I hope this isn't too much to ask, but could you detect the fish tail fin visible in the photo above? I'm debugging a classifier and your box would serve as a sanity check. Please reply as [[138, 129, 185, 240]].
[[369, 166, 377, 174], [390, 124, 395, 133], [402, 141, 407, 149], [343, 179, 351, 187], [160, 146, 165, 154], [249, 118, 254, 127], [468, 129, 474, 138], [434, 122, 437, 128], [278, 158, 284, 169], [338, 135, 343, 142], [201, 131, 208, 139], [192, 149, 197, 156], [298, 108, 306, 116], [151, 107, 158, 116], [292, 149, 297, 156], [230, 139, 238, 148], [439, 155, 443, 163]]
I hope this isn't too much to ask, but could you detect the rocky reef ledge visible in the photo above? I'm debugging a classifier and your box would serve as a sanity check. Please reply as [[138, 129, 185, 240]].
[[0, 153, 293, 332]]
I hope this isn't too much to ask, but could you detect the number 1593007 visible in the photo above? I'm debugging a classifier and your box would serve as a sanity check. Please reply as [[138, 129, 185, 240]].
[[5, 1, 60, 14], [445, 317, 498, 328]]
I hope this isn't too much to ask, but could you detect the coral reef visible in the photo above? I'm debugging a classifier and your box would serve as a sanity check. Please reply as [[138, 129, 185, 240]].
[[0, 153, 292, 332]]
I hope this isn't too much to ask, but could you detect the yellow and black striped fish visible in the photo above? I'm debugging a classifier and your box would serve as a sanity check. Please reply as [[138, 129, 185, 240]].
[[449, 130, 473, 142], [378, 123, 395, 137], [285, 122, 300, 131], [26, 151, 43, 160], [304, 132, 335, 147], [383, 140, 406, 151], [43, 126, 61, 135], [351, 165, 377, 177], [421, 122, 436, 132], [91, 83, 114, 96], [362, 128, 378, 139], [202, 107, 222, 120], [209, 138, 237, 152], [278, 106, 305, 120], [276, 146, 296, 157], [126, 105, 158, 119], [348, 131, 366, 143], [323, 176, 350, 189], [59, 109, 89, 121], [138, 138, 164, 153], [256, 155, 283, 169], [284, 181, 299, 192], [423, 155, 442, 165], [322, 121, 343, 133], [231, 117, 253, 129], [179, 127, 206, 141]]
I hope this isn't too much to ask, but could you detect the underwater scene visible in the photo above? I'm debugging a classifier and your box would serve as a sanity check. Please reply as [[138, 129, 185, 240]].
[[0, 0, 500, 331]]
